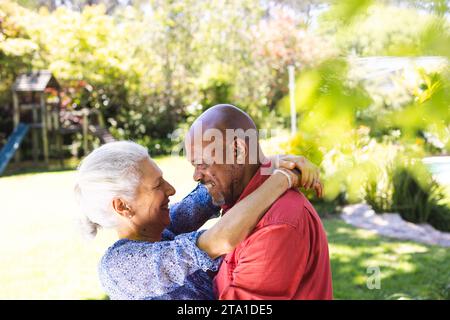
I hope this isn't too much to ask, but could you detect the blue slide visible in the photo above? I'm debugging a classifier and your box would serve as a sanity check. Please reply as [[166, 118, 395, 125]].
[[0, 123, 29, 175]]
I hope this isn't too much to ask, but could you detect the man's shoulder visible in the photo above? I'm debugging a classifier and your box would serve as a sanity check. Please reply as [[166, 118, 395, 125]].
[[259, 189, 310, 229]]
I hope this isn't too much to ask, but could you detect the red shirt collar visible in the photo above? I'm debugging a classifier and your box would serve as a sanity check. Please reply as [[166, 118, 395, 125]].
[[221, 161, 272, 213]]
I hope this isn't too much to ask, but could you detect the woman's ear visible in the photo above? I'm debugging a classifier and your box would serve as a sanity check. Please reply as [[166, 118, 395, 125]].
[[112, 198, 133, 218], [234, 138, 248, 164]]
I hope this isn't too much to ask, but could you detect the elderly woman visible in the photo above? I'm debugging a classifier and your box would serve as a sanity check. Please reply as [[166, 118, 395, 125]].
[[74, 141, 320, 300]]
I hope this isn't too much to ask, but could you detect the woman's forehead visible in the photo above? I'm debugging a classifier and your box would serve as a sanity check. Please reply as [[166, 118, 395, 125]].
[[141, 158, 163, 180]]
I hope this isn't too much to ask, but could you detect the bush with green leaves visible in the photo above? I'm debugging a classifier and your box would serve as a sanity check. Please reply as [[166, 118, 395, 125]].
[[391, 165, 434, 223], [429, 203, 450, 233], [390, 163, 450, 232]]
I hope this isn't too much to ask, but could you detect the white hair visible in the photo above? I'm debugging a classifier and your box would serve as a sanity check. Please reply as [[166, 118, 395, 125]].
[[74, 141, 150, 239]]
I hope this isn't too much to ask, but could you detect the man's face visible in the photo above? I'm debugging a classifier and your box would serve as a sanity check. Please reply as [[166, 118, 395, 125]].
[[186, 138, 237, 206]]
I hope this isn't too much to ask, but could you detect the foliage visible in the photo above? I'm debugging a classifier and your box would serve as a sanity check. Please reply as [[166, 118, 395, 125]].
[[356, 143, 450, 231], [392, 165, 436, 223], [240, 6, 336, 116], [322, 5, 423, 55], [0, 0, 335, 154], [389, 161, 450, 231], [0, 1, 37, 142], [428, 204, 450, 233], [279, 0, 449, 232]]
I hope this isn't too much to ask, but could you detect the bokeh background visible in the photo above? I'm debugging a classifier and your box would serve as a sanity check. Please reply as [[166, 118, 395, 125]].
[[0, 0, 449, 299]]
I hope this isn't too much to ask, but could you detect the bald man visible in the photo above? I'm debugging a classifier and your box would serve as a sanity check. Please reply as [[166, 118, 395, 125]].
[[186, 104, 333, 300]]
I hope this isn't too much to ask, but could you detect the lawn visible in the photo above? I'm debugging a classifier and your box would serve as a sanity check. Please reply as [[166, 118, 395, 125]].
[[324, 219, 450, 299], [0, 156, 448, 299]]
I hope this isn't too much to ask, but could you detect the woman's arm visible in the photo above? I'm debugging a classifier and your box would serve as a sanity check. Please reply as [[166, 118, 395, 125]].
[[165, 184, 220, 237], [99, 232, 221, 300], [197, 170, 295, 259]]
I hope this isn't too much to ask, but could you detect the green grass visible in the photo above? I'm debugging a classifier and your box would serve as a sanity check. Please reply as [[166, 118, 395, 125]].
[[325, 218, 450, 299], [0, 156, 449, 299]]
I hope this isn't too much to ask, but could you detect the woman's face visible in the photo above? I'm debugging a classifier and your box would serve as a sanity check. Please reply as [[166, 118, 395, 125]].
[[130, 158, 176, 235]]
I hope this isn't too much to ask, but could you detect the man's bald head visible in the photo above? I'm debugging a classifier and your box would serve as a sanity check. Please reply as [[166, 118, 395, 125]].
[[185, 104, 264, 206], [187, 104, 261, 165], [189, 104, 257, 135]]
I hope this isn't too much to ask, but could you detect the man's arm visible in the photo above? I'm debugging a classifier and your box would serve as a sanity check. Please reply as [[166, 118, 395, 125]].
[[216, 224, 309, 300]]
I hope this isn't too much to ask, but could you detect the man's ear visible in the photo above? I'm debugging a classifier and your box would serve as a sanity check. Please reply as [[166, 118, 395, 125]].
[[234, 138, 248, 164], [112, 198, 132, 218]]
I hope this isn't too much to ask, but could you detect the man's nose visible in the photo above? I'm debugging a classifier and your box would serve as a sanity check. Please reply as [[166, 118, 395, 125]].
[[193, 167, 204, 182]]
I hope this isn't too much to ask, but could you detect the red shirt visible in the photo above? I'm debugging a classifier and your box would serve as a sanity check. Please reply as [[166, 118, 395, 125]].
[[213, 165, 333, 300]]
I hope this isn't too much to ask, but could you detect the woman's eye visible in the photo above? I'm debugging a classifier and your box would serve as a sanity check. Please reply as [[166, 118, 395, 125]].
[[154, 181, 162, 189]]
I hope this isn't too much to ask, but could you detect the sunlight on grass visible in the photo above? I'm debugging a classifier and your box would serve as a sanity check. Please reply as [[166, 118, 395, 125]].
[[335, 226, 379, 240], [392, 244, 428, 255], [0, 170, 113, 299], [325, 219, 450, 299]]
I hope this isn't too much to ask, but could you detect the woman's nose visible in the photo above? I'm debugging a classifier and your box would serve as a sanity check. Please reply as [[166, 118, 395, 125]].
[[165, 181, 176, 196]]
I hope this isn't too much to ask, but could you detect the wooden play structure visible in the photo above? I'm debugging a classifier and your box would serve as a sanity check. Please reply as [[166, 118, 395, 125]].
[[12, 70, 62, 164], [0, 70, 115, 175]]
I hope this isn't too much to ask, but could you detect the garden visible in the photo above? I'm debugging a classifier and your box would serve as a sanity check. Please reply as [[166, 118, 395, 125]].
[[0, 0, 449, 299]]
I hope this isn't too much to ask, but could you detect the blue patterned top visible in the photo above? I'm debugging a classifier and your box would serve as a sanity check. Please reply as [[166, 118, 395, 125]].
[[99, 184, 222, 300]]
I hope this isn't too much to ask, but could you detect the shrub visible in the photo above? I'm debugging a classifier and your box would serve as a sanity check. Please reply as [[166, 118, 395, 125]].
[[427, 185, 450, 232], [428, 204, 450, 232], [390, 164, 450, 232], [365, 175, 393, 213], [391, 167, 435, 223]]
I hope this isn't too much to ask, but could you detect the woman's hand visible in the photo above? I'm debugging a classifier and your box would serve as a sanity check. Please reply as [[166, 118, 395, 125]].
[[273, 167, 300, 189], [270, 155, 323, 198]]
